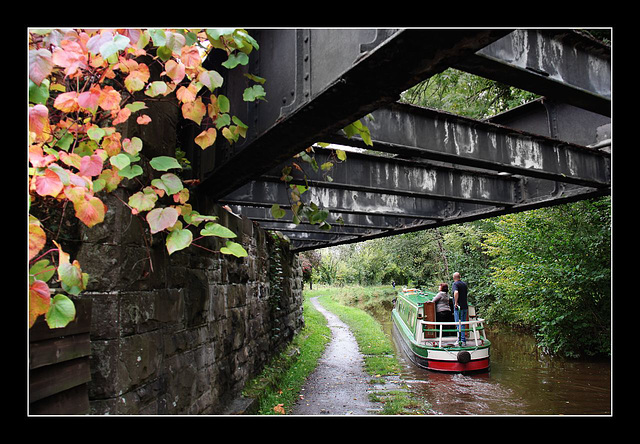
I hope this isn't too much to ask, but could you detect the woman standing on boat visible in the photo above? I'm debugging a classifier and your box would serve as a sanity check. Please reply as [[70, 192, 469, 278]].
[[432, 283, 453, 324]]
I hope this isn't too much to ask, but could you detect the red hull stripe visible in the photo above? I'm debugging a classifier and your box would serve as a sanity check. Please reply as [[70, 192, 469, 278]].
[[427, 358, 490, 372]]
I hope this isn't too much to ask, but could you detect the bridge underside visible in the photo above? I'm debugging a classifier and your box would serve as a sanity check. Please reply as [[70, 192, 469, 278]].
[[186, 29, 611, 252]]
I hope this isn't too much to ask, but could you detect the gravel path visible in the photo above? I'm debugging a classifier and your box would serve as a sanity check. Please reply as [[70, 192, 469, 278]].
[[291, 297, 378, 415]]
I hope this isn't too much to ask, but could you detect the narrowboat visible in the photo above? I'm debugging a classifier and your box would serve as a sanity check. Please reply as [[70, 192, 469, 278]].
[[392, 288, 490, 373]]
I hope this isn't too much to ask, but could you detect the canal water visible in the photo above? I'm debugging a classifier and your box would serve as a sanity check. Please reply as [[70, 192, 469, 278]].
[[374, 309, 612, 415]]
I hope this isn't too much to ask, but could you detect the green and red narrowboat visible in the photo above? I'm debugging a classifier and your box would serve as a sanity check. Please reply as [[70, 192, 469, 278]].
[[392, 288, 490, 373]]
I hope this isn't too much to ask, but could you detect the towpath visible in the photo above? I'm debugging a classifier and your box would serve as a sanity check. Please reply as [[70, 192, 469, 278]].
[[291, 297, 378, 415]]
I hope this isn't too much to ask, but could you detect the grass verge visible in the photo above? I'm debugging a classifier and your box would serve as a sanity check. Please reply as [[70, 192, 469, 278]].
[[242, 293, 331, 415]]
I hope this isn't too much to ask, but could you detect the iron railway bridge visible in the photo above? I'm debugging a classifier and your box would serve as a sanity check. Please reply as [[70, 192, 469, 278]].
[[183, 29, 611, 252]]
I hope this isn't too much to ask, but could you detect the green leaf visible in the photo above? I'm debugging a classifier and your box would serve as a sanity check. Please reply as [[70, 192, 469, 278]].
[[145, 81, 168, 97], [100, 34, 130, 59], [29, 78, 49, 104], [244, 73, 266, 84], [55, 132, 74, 151], [29, 259, 56, 284], [218, 95, 230, 113], [199, 70, 224, 91], [222, 52, 249, 69], [200, 222, 237, 238], [125, 101, 148, 113], [310, 209, 329, 225], [87, 126, 106, 142], [150, 156, 182, 171], [46, 294, 76, 329], [166, 228, 193, 255], [336, 149, 347, 161], [242, 84, 266, 102], [270, 204, 286, 219], [156, 45, 173, 62], [151, 173, 183, 195], [118, 165, 143, 179], [110, 153, 131, 170], [220, 240, 248, 258], [58, 261, 86, 295]]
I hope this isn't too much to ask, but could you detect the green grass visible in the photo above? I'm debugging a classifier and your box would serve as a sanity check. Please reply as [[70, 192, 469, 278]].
[[243, 285, 430, 415]]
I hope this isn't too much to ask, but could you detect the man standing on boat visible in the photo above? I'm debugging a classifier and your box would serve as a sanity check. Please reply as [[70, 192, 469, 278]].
[[452, 272, 468, 346]]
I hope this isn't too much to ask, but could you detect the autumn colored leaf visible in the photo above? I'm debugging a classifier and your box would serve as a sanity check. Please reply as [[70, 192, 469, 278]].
[[195, 128, 217, 149], [96, 168, 122, 192], [74, 194, 107, 228], [29, 144, 56, 168], [164, 60, 186, 83], [147, 206, 179, 234], [145, 81, 168, 97], [137, 115, 152, 125], [166, 228, 193, 255], [98, 85, 122, 111], [273, 404, 285, 415], [124, 66, 150, 92], [35, 168, 64, 197], [77, 85, 102, 113], [53, 91, 79, 113], [51, 40, 87, 77], [122, 137, 143, 155], [180, 45, 202, 69], [176, 83, 198, 103], [112, 107, 131, 125], [29, 216, 47, 261], [29, 280, 51, 328], [182, 98, 206, 125], [78, 153, 104, 177], [29, 48, 53, 85], [128, 187, 158, 213], [29, 104, 51, 142]]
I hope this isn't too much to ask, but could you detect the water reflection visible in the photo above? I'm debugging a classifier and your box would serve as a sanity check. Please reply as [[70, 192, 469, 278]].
[[376, 311, 611, 415]]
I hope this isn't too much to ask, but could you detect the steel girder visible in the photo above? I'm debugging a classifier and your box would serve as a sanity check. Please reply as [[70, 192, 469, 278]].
[[193, 28, 611, 251]]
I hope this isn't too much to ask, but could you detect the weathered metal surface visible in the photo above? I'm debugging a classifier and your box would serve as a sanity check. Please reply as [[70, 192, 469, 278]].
[[453, 29, 611, 116], [193, 28, 611, 251], [198, 28, 512, 200], [260, 147, 520, 206], [324, 101, 610, 188]]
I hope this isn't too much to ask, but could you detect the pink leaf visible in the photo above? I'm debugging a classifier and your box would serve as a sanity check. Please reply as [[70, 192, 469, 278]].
[[78, 153, 104, 177], [29, 48, 53, 85], [146, 207, 179, 234]]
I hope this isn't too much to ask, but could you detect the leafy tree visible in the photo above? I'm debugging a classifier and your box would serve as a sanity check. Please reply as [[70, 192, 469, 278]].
[[482, 197, 611, 357]]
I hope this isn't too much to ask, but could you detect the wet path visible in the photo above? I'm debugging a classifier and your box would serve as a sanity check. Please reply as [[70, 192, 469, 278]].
[[291, 297, 378, 415]]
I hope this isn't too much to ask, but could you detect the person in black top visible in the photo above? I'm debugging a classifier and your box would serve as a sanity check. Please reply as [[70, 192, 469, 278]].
[[452, 272, 468, 346]]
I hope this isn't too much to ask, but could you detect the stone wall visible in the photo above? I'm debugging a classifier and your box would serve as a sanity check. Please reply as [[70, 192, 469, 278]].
[[69, 93, 303, 414], [76, 191, 303, 414]]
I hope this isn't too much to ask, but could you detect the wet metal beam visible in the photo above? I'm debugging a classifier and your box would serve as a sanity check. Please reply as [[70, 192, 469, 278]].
[[198, 29, 512, 200], [220, 180, 487, 221], [260, 147, 521, 207], [324, 101, 610, 189], [452, 29, 611, 116]]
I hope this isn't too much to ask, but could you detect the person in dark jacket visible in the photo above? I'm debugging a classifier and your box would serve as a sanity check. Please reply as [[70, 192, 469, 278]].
[[432, 283, 453, 324], [452, 272, 468, 346]]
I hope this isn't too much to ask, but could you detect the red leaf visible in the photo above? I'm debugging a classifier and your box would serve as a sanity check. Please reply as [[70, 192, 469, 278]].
[[29, 104, 51, 142], [78, 153, 104, 177], [35, 168, 64, 197], [136, 115, 152, 125], [77, 84, 101, 113], [53, 91, 79, 113]]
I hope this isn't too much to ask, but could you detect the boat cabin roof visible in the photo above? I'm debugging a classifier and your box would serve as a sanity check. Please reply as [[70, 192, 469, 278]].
[[398, 289, 437, 307]]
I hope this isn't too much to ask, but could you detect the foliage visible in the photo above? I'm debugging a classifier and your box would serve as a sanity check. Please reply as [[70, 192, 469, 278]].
[[482, 198, 611, 357], [28, 28, 261, 329], [400, 67, 539, 119]]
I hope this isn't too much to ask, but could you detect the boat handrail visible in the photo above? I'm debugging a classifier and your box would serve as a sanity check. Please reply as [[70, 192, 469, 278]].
[[419, 318, 487, 348]]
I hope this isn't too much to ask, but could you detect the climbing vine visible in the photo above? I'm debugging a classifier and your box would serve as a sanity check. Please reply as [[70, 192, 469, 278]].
[[28, 28, 265, 329]]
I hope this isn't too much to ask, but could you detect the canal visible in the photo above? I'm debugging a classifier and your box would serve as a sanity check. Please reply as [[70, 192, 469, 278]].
[[374, 309, 612, 415]]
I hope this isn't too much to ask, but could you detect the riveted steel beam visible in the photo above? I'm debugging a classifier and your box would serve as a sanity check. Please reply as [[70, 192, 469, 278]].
[[324, 101, 610, 189], [452, 29, 611, 117], [260, 146, 521, 207], [198, 28, 512, 200], [219, 180, 488, 221]]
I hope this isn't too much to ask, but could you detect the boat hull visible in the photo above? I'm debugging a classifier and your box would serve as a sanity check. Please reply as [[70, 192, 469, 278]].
[[392, 310, 490, 374]]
